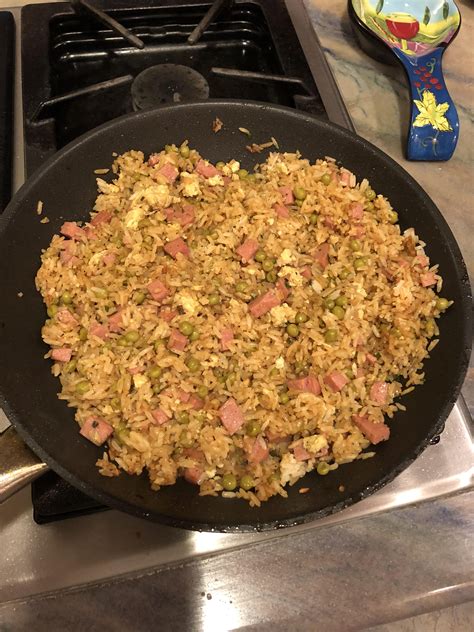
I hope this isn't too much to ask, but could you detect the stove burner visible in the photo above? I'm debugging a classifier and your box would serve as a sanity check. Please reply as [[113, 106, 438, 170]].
[[131, 64, 210, 110]]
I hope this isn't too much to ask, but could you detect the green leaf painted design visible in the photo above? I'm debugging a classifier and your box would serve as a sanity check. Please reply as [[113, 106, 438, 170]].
[[443, 0, 449, 20], [423, 6, 431, 25], [375, 0, 384, 15]]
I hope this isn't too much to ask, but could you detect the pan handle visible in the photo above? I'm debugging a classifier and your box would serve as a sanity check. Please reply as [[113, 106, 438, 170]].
[[0, 427, 49, 503]]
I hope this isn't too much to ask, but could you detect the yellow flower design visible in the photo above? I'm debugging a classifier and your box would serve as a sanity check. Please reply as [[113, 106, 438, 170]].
[[413, 90, 452, 132]]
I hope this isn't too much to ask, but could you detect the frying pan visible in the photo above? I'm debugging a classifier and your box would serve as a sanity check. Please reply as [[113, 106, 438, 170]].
[[0, 101, 471, 531]]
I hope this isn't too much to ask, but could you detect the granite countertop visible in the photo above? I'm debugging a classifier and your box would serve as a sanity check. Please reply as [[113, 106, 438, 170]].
[[0, 1, 472, 630]]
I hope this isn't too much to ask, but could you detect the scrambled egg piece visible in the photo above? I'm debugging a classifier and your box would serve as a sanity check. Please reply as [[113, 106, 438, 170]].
[[222, 160, 240, 176], [175, 292, 200, 316], [180, 172, 201, 197], [207, 174, 224, 187], [124, 206, 146, 229], [96, 178, 120, 194], [278, 266, 304, 287], [278, 248, 296, 266], [280, 453, 307, 486], [275, 356, 285, 370], [270, 303, 296, 327], [132, 184, 172, 209], [303, 435, 328, 454], [133, 374, 148, 389]]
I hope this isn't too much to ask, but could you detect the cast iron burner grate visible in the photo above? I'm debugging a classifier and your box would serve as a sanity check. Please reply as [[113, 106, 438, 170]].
[[131, 64, 210, 110]]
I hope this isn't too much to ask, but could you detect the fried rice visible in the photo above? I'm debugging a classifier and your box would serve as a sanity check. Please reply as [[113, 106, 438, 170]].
[[35, 143, 451, 506]]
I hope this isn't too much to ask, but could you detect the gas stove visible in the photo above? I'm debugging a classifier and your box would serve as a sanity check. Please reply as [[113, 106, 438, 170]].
[[0, 0, 472, 604]]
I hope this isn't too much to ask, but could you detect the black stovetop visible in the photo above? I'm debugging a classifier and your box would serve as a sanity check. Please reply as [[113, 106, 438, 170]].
[[21, 0, 351, 523]]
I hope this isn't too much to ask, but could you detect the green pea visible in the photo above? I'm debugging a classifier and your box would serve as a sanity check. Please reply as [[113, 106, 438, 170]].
[[240, 475, 255, 490], [324, 329, 338, 343], [345, 369, 355, 380], [60, 291, 72, 305], [180, 144, 190, 158], [295, 312, 308, 324], [125, 330, 140, 344], [164, 144, 174, 153], [279, 391, 290, 404], [75, 380, 91, 395], [349, 239, 361, 251], [262, 259, 274, 272], [196, 410, 207, 423], [387, 210, 398, 224], [320, 173, 331, 186], [189, 330, 200, 342], [295, 199, 304, 207], [110, 397, 121, 410], [339, 268, 350, 280], [235, 281, 248, 293], [93, 287, 108, 299], [180, 430, 194, 448], [317, 462, 330, 475], [238, 169, 248, 179], [269, 367, 279, 378], [365, 188, 376, 201], [309, 213, 318, 225], [154, 339, 165, 352], [246, 420, 261, 437], [47, 304, 58, 318], [294, 186, 307, 201], [208, 293, 220, 306], [152, 382, 164, 395], [216, 161, 225, 169], [186, 356, 201, 372], [247, 174, 257, 183], [332, 305, 345, 319], [436, 297, 449, 311], [144, 235, 154, 246], [354, 257, 367, 271], [211, 231, 219, 240], [335, 295, 348, 308], [114, 422, 129, 443], [179, 321, 194, 337], [366, 202, 375, 212], [266, 271, 277, 283], [286, 323, 299, 338], [222, 473, 237, 491], [147, 365, 162, 380], [294, 360, 308, 375], [175, 410, 190, 424], [64, 359, 77, 374], [255, 250, 266, 263], [324, 298, 335, 310], [197, 385, 209, 399], [134, 291, 146, 305], [117, 336, 128, 347]]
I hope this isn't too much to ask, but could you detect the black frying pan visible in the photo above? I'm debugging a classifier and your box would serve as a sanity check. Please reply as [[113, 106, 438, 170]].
[[0, 101, 471, 531]]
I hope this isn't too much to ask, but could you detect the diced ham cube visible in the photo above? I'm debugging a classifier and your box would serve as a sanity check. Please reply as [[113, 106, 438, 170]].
[[147, 279, 169, 302], [312, 243, 330, 270], [159, 308, 178, 322], [57, 308, 78, 327], [176, 389, 191, 403], [164, 237, 190, 259], [83, 226, 97, 240], [151, 408, 170, 426], [353, 414, 390, 444], [188, 394, 204, 410], [148, 153, 160, 166], [287, 375, 321, 396], [420, 271, 437, 287], [108, 310, 123, 333], [366, 353, 377, 365], [196, 159, 219, 178], [184, 467, 205, 485], [415, 254, 429, 267], [370, 381, 388, 405], [59, 240, 77, 265], [220, 328, 234, 351], [324, 371, 348, 392], [349, 203, 364, 220], [158, 163, 179, 183], [168, 329, 188, 353], [222, 176, 232, 186], [279, 186, 294, 205], [350, 225, 366, 239], [182, 448, 205, 462], [102, 253, 116, 266], [265, 430, 291, 444], [60, 221, 85, 240], [323, 216, 335, 230], [293, 443, 312, 461], [339, 171, 351, 186], [248, 290, 280, 318], [300, 266, 312, 280], [80, 416, 113, 446], [168, 204, 195, 227], [247, 436, 269, 464], [357, 368, 365, 378], [274, 203, 290, 218], [51, 347, 72, 362], [236, 238, 259, 263], [218, 398, 245, 435], [128, 366, 142, 375], [276, 278, 290, 301], [89, 323, 109, 339], [91, 209, 112, 227], [396, 257, 410, 268]]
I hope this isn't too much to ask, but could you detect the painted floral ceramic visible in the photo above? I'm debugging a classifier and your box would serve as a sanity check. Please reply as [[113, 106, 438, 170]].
[[351, 0, 461, 161]]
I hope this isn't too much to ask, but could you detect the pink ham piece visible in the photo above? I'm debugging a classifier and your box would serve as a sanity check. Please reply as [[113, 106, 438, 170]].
[[312, 243, 330, 270], [188, 394, 204, 411], [184, 467, 205, 485], [147, 279, 169, 302], [236, 238, 259, 263], [57, 308, 78, 327], [51, 347, 72, 362], [182, 448, 205, 461], [83, 226, 97, 240], [102, 253, 116, 266], [274, 203, 290, 218], [300, 266, 312, 280], [151, 408, 170, 426], [60, 221, 85, 240], [168, 329, 188, 353], [324, 371, 348, 393], [415, 254, 429, 267], [80, 417, 113, 446], [108, 310, 123, 333], [59, 241, 79, 266], [218, 398, 245, 435], [287, 375, 321, 396], [279, 186, 294, 205], [370, 381, 388, 405], [196, 159, 219, 178], [159, 308, 178, 322], [420, 271, 437, 287], [164, 237, 190, 259], [339, 171, 351, 186], [176, 389, 191, 404], [158, 163, 179, 183], [349, 203, 364, 220], [164, 204, 195, 228], [266, 430, 291, 444], [248, 290, 280, 318], [91, 209, 112, 227], [323, 216, 335, 230], [247, 436, 269, 464], [89, 323, 108, 340], [148, 153, 160, 166], [276, 278, 289, 302], [366, 353, 377, 365], [220, 328, 234, 351], [293, 443, 312, 461], [350, 225, 366, 239], [353, 414, 390, 444]]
